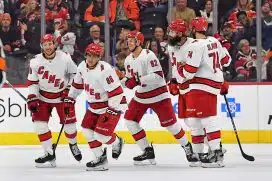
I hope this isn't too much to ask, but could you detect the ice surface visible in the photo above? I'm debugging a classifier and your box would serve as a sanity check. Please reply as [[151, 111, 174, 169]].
[[0, 144, 271, 181]]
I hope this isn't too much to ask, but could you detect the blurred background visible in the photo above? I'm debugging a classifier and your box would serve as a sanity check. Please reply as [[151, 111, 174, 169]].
[[1, 0, 271, 84]]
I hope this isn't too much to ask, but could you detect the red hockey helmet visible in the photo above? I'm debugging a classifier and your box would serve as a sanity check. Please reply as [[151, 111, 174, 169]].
[[168, 19, 188, 34], [189, 17, 208, 32], [85, 43, 102, 56], [40, 34, 56, 44], [126, 30, 144, 45]]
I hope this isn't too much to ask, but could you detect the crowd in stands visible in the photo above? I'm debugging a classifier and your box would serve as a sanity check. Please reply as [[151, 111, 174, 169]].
[[0, 0, 272, 84]]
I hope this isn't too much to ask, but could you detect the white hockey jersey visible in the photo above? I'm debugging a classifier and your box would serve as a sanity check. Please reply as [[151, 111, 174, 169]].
[[168, 37, 195, 94], [123, 49, 169, 104], [55, 31, 76, 56], [27, 51, 77, 103], [68, 61, 127, 114], [179, 37, 231, 95]]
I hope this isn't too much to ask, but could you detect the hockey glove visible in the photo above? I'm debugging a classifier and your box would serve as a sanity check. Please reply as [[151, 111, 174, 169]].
[[168, 79, 179, 96], [63, 97, 76, 116], [61, 87, 70, 101], [98, 108, 121, 123], [125, 77, 139, 89], [27, 94, 39, 113], [220, 81, 229, 95]]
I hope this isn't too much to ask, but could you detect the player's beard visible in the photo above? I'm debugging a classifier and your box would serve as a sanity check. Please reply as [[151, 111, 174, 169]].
[[43, 48, 56, 59], [168, 36, 181, 46]]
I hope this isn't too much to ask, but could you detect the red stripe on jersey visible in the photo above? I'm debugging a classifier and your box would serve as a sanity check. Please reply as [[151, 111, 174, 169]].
[[38, 131, 52, 142], [133, 129, 146, 141], [178, 67, 185, 78], [154, 71, 164, 78], [72, 80, 84, 89], [220, 55, 230, 66], [39, 90, 62, 99], [88, 140, 102, 148], [88, 101, 108, 109], [192, 135, 205, 144], [135, 86, 168, 99], [27, 80, 39, 86], [190, 77, 222, 89], [64, 131, 77, 139], [184, 64, 198, 73], [106, 134, 116, 144], [178, 81, 189, 90], [207, 131, 221, 141], [120, 96, 127, 104], [174, 129, 186, 139], [108, 86, 123, 98]]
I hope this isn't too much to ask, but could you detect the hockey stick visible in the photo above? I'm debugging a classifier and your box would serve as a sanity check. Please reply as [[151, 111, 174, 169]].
[[5, 80, 64, 152], [6, 80, 27, 101], [52, 118, 66, 152], [223, 95, 255, 161]]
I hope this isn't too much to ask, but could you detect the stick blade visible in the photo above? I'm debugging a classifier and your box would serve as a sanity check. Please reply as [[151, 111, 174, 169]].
[[242, 153, 255, 161]]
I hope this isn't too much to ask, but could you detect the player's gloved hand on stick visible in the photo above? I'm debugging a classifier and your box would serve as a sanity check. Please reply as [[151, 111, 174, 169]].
[[168, 79, 179, 96], [27, 94, 39, 113], [61, 87, 70, 101], [63, 97, 76, 116], [220, 81, 229, 95], [125, 76, 139, 89], [98, 107, 121, 123]]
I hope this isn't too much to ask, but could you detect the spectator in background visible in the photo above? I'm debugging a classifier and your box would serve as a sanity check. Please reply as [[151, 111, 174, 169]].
[[84, 24, 103, 48], [21, 11, 41, 57], [236, 0, 254, 11], [116, 28, 130, 54], [200, 0, 213, 35], [0, 0, 4, 14], [167, 0, 196, 24], [235, 39, 258, 81], [227, 0, 256, 29], [187, 0, 205, 17], [22, 0, 40, 17], [46, 0, 70, 22], [119, 40, 130, 56], [262, 1, 272, 51], [0, 13, 21, 53], [84, 0, 116, 23], [115, 51, 126, 73], [236, 11, 256, 45], [111, 0, 140, 30], [153, 26, 167, 54]]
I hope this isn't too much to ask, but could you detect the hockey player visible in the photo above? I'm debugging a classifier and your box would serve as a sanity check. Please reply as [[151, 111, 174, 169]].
[[64, 43, 125, 171], [27, 34, 82, 167], [176, 17, 231, 168], [122, 30, 197, 165], [167, 19, 196, 104]]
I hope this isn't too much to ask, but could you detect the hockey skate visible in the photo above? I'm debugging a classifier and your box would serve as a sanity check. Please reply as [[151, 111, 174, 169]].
[[200, 149, 225, 168], [35, 152, 56, 168], [69, 143, 82, 161], [112, 135, 124, 160], [182, 142, 199, 167], [86, 148, 108, 171], [133, 145, 156, 165]]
